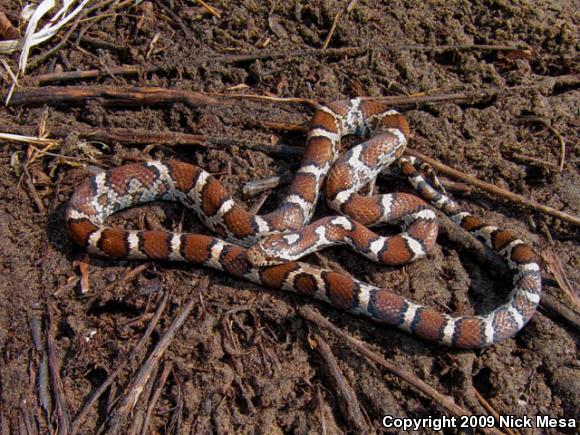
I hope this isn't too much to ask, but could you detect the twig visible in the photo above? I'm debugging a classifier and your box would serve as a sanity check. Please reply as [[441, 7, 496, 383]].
[[541, 248, 579, 307], [140, 362, 173, 435], [243, 173, 293, 197], [539, 291, 580, 333], [546, 125, 566, 172], [259, 120, 308, 132], [439, 177, 472, 194], [29, 45, 550, 85], [78, 34, 128, 53], [364, 91, 482, 106], [159, 1, 192, 37], [473, 387, 500, 418], [311, 333, 369, 433], [212, 92, 320, 109], [316, 385, 327, 435], [7, 88, 577, 226], [104, 277, 209, 433], [28, 47, 367, 84], [322, 0, 359, 49], [19, 399, 38, 435], [8, 85, 217, 108], [167, 371, 184, 433], [473, 388, 518, 435], [28, 15, 83, 71], [196, 0, 222, 18], [507, 152, 561, 172], [437, 214, 507, 273], [33, 65, 161, 85], [0, 132, 59, 146], [0, 123, 304, 159], [515, 117, 567, 171], [297, 307, 506, 435], [248, 192, 270, 214], [125, 364, 158, 435], [221, 91, 480, 109], [46, 305, 71, 435], [30, 316, 52, 420], [405, 145, 580, 227], [21, 161, 46, 213], [70, 291, 170, 434], [83, 0, 116, 16]]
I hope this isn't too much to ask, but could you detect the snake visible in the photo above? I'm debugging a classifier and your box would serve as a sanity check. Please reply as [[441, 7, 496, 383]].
[[66, 98, 542, 348]]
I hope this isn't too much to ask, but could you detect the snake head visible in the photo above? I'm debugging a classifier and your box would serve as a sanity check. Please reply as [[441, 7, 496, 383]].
[[246, 234, 294, 267], [246, 244, 283, 266]]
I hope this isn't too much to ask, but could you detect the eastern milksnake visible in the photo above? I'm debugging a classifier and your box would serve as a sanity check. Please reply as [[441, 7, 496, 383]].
[[66, 98, 542, 348]]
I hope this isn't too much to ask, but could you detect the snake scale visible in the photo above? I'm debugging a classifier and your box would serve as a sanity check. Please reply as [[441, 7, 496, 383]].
[[66, 98, 542, 348]]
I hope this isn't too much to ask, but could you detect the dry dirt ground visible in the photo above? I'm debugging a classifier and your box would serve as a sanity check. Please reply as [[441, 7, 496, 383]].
[[0, 1, 578, 434]]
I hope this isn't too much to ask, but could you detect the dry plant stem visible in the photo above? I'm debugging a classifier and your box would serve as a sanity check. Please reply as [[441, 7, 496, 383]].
[[84, 264, 148, 305], [8, 86, 217, 108], [70, 291, 170, 434], [21, 162, 46, 213], [437, 215, 507, 274], [405, 146, 580, 227], [232, 89, 499, 114], [365, 91, 479, 106], [84, 0, 116, 16], [46, 306, 71, 435], [196, 0, 221, 18], [515, 117, 566, 171], [259, 120, 308, 132], [33, 65, 161, 85], [539, 291, 580, 333], [105, 277, 209, 434], [298, 307, 508, 435], [12, 82, 577, 116], [216, 92, 320, 109], [30, 45, 538, 85], [28, 15, 83, 71], [140, 362, 173, 435], [125, 364, 158, 435], [542, 248, 579, 307], [0, 123, 303, 159], [547, 125, 567, 171], [57, 126, 206, 147], [78, 34, 128, 53], [312, 333, 369, 433], [243, 173, 293, 197], [322, 1, 359, 49], [30, 316, 52, 420], [316, 385, 327, 435], [508, 152, 561, 172], [221, 91, 477, 109], [158, 2, 192, 37], [473, 388, 518, 435], [439, 178, 472, 193], [20, 400, 38, 435], [248, 192, 270, 214]]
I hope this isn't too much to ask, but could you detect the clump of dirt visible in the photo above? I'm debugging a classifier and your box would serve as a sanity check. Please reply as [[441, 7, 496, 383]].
[[0, 1, 578, 433]]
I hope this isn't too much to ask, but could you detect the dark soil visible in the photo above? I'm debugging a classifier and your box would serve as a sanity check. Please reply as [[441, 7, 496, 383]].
[[0, 1, 578, 433]]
